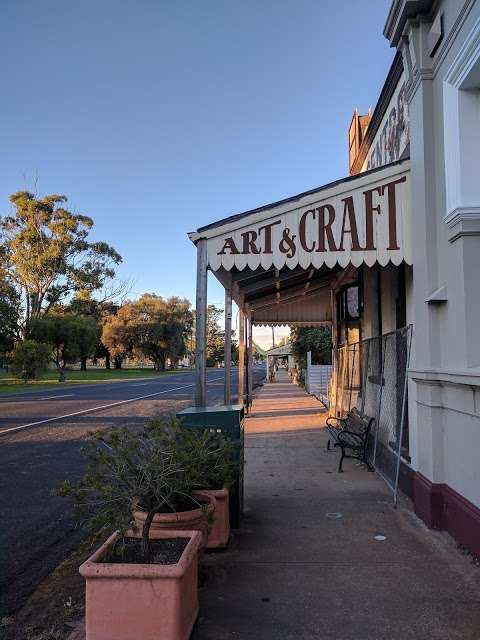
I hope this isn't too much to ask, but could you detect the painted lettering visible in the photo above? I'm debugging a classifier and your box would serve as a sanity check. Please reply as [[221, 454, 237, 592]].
[[258, 220, 282, 254], [218, 237, 240, 255], [299, 209, 316, 252], [279, 228, 296, 258], [241, 230, 260, 254], [339, 196, 363, 251], [316, 204, 337, 252], [363, 186, 383, 250], [380, 176, 406, 250]]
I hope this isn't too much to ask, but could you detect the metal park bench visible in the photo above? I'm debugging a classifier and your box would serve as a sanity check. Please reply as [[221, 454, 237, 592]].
[[326, 408, 375, 473]]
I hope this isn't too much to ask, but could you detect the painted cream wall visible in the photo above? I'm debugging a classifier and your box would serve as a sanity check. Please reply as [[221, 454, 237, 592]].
[[397, 0, 480, 507]]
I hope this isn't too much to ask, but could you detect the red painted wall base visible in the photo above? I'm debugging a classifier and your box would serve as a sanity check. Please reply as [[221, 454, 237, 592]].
[[413, 473, 480, 557]]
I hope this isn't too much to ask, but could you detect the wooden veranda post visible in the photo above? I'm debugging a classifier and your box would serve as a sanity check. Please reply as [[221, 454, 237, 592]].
[[247, 314, 253, 409], [224, 288, 232, 404], [238, 309, 245, 406], [195, 238, 208, 406]]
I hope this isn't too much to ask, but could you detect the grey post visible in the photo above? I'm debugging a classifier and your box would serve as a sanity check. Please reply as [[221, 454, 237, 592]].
[[238, 309, 245, 405], [306, 350, 312, 393], [195, 238, 208, 406], [247, 313, 253, 409], [393, 326, 413, 508], [224, 288, 232, 405]]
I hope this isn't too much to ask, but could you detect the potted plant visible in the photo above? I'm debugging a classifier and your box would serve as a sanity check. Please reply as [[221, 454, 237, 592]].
[[147, 419, 239, 548], [56, 426, 213, 640], [79, 529, 201, 640]]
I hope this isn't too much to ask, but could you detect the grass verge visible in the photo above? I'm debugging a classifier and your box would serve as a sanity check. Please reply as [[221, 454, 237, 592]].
[[0, 367, 191, 395]]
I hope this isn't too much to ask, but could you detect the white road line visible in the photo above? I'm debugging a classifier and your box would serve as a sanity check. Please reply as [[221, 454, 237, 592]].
[[39, 394, 75, 401], [0, 376, 224, 437]]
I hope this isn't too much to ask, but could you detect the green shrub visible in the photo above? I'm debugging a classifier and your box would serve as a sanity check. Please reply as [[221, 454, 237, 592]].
[[9, 340, 51, 382], [55, 418, 236, 558], [146, 418, 239, 490]]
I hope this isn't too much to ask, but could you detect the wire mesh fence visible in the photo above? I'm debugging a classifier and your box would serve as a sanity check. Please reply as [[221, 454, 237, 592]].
[[329, 325, 413, 504]]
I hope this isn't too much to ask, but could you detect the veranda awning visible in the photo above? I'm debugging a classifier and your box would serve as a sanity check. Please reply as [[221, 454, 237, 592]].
[[189, 159, 411, 273]]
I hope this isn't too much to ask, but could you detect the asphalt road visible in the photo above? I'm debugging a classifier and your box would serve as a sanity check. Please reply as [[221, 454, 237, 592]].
[[0, 366, 265, 616]]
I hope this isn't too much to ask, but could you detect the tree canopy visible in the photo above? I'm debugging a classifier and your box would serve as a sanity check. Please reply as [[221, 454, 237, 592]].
[[206, 305, 224, 367], [9, 340, 51, 382], [134, 294, 193, 370], [0, 275, 20, 357], [102, 295, 193, 370], [290, 326, 332, 369], [0, 191, 122, 336], [31, 313, 98, 380]]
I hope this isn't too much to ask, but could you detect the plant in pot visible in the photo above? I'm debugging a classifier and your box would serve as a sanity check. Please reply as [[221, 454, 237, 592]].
[[56, 426, 213, 640], [147, 419, 239, 548]]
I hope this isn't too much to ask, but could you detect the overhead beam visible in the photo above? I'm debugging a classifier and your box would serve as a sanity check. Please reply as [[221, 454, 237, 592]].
[[245, 271, 328, 303], [237, 267, 307, 295], [304, 268, 315, 291], [248, 274, 332, 307], [250, 280, 331, 311], [232, 267, 275, 284]]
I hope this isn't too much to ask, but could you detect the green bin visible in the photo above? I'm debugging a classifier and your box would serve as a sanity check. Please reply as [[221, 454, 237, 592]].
[[176, 404, 245, 527]]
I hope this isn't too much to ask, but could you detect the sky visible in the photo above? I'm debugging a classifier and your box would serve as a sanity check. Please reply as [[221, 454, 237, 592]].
[[1, 1, 394, 348]]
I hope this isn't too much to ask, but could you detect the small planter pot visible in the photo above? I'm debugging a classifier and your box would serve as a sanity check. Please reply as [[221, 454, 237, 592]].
[[201, 488, 230, 549], [132, 491, 215, 549], [79, 529, 202, 640]]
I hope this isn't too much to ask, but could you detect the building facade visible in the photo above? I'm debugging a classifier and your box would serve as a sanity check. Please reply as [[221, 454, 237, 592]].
[[345, 0, 480, 556], [189, 0, 480, 558], [384, 0, 480, 557]]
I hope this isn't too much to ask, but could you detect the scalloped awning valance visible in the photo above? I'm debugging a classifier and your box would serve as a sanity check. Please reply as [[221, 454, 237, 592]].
[[189, 160, 411, 273]]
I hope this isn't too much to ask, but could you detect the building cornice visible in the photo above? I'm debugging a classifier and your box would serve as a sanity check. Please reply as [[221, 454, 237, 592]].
[[410, 367, 480, 387], [444, 207, 480, 243], [384, 0, 435, 47]]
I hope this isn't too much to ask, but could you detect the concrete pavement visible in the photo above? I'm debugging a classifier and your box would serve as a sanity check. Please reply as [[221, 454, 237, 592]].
[[193, 371, 480, 640]]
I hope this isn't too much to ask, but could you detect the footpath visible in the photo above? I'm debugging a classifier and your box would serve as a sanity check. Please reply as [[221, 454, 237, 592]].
[[193, 370, 480, 640]]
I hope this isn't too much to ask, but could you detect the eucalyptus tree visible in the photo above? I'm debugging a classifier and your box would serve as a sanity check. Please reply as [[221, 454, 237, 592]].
[[0, 275, 21, 359], [290, 326, 333, 370], [30, 313, 98, 381], [102, 295, 194, 370], [0, 191, 122, 336]]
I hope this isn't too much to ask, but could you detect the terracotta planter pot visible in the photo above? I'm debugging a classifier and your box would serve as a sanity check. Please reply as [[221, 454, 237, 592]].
[[201, 488, 230, 548], [79, 529, 202, 640], [132, 491, 215, 549]]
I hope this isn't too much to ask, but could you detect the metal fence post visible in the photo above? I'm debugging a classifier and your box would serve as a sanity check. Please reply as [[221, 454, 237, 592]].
[[393, 326, 413, 507], [360, 339, 370, 416], [373, 334, 387, 468], [348, 343, 356, 412]]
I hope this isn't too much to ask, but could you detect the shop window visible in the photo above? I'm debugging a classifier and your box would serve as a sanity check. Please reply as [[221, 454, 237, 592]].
[[336, 284, 361, 347]]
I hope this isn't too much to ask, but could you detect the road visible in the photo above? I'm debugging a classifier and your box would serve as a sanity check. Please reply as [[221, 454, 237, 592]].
[[0, 366, 265, 616]]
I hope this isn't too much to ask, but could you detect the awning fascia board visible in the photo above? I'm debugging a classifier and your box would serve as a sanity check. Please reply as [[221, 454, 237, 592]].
[[189, 159, 411, 274], [189, 159, 410, 243]]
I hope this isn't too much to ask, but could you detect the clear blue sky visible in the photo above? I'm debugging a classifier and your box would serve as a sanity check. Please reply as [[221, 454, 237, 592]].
[[2, 1, 394, 316]]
